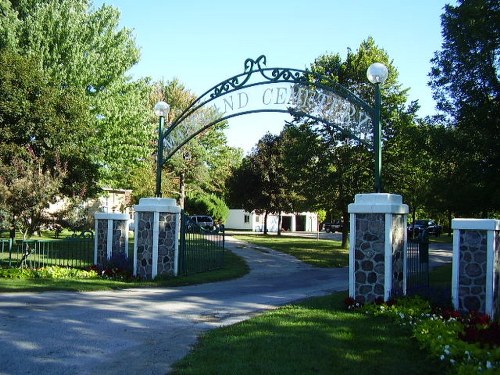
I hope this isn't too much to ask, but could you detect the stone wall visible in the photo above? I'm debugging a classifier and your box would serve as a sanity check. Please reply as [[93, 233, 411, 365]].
[[157, 213, 177, 276], [133, 198, 181, 279], [95, 219, 108, 266], [94, 213, 129, 268], [452, 219, 500, 318], [112, 220, 128, 259], [353, 213, 385, 304], [136, 211, 154, 279], [458, 230, 487, 312], [391, 214, 405, 296]]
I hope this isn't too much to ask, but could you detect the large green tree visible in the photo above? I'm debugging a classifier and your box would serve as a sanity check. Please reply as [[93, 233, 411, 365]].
[[140, 79, 242, 209], [0, 50, 97, 197], [1, 0, 153, 191], [429, 0, 500, 216], [227, 132, 292, 235], [291, 37, 414, 247]]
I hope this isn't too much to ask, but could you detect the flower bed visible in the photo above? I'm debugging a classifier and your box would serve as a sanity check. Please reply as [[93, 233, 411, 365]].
[[345, 296, 500, 373]]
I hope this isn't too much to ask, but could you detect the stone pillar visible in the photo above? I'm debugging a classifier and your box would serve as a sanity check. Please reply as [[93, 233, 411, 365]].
[[451, 219, 500, 318], [348, 193, 408, 304], [133, 198, 181, 279], [94, 212, 129, 267]]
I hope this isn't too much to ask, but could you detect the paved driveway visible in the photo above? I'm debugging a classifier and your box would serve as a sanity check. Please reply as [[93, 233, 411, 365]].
[[0, 237, 348, 375]]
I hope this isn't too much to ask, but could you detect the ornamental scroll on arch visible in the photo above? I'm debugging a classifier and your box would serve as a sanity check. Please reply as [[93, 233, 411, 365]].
[[161, 55, 375, 164]]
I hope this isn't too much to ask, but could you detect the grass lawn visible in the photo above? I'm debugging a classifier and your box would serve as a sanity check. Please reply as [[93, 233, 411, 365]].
[[0, 249, 249, 292], [171, 291, 447, 375], [233, 234, 348, 268]]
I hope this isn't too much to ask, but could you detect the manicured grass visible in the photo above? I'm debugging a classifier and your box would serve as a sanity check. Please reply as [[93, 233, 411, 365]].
[[171, 291, 447, 375], [429, 263, 452, 286], [429, 234, 453, 243], [233, 234, 348, 268], [0, 249, 249, 292]]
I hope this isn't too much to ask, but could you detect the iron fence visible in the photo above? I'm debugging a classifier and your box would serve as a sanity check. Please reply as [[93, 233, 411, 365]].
[[179, 211, 225, 275], [0, 238, 94, 269], [407, 235, 430, 291]]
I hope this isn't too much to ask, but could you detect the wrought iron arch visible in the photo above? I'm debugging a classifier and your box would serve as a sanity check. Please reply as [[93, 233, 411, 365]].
[[156, 55, 383, 195]]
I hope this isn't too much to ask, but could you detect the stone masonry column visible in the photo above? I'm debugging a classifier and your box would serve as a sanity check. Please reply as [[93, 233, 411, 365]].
[[451, 219, 500, 318], [133, 198, 181, 280], [348, 193, 409, 304], [94, 212, 129, 267]]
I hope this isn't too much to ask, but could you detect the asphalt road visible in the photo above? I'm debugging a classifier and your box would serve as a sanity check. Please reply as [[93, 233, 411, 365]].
[[0, 236, 349, 375]]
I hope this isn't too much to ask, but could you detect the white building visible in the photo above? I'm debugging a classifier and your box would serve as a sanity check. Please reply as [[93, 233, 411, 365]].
[[226, 209, 318, 232]]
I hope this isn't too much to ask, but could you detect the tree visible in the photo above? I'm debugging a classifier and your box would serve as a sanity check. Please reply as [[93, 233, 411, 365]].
[[227, 132, 292, 235], [153, 79, 242, 209], [0, 150, 67, 238], [1, 0, 152, 193], [429, 0, 500, 216], [291, 37, 413, 247], [0, 50, 98, 197]]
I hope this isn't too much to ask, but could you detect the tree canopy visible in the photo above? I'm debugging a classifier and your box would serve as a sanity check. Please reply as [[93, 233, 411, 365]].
[[429, 0, 500, 216]]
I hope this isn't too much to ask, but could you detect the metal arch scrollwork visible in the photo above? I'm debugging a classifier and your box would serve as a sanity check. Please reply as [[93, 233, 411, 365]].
[[210, 55, 306, 100], [163, 54, 376, 165]]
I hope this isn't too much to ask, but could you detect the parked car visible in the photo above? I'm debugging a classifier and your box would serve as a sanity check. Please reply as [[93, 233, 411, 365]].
[[189, 215, 214, 230], [407, 219, 442, 237], [322, 220, 343, 233]]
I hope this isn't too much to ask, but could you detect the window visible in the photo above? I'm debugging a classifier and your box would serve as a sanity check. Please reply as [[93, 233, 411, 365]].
[[244, 215, 250, 223]]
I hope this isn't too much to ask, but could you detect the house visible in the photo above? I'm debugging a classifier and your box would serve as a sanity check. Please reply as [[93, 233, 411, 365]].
[[226, 209, 318, 232]]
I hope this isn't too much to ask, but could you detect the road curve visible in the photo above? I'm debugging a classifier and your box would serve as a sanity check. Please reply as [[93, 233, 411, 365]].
[[0, 236, 348, 375]]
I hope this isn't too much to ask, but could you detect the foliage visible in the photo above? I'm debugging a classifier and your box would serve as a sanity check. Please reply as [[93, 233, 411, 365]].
[[0, 151, 67, 237], [429, 0, 500, 216], [0, 250, 248, 292], [0, 266, 98, 279], [185, 193, 229, 223], [357, 295, 500, 373], [150, 79, 241, 208], [288, 37, 415, 247], [0, 49, 98, 198], [227, 132, 292, 234], [0, 0, 155, 192]]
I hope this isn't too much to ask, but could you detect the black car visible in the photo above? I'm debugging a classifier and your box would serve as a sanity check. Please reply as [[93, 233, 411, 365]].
[[322, 220, 343, 233], [407, 219, 442, 237]]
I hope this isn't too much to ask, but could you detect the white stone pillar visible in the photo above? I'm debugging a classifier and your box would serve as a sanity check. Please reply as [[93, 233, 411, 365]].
[[133, 198, 181, 279], [94, 212, 129, 267], [348, 193, 409, 303], [451, 219, 500, 318], [290, 215, 296, 232]]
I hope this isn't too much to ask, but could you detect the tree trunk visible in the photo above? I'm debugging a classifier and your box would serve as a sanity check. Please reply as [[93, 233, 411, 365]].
[[277, 211, 282, 236], [264, 210, 268, 234]]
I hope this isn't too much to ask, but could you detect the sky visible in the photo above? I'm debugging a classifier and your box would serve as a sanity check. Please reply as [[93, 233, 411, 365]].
[[94, 0, 453, 153]]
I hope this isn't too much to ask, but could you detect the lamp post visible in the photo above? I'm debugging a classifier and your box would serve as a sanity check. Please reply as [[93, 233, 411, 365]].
[[367, 63, 388, 193], [154, 101, 170, 197]]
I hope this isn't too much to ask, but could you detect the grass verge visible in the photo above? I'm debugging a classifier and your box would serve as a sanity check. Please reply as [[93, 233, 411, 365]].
[[0, 249, 249, 292], [171, 291, 446, 375], [233, 234, 348, 268]]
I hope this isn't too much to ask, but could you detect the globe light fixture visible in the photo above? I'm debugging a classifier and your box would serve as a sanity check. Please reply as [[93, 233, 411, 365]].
[[367, 63, 389, 84], [154, 101, 170, 117]]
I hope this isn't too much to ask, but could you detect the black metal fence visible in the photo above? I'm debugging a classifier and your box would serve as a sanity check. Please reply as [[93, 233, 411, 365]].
[[0, 238, 94, 269], [178, 212, 225, 275], [407, 235, 430, 291]]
